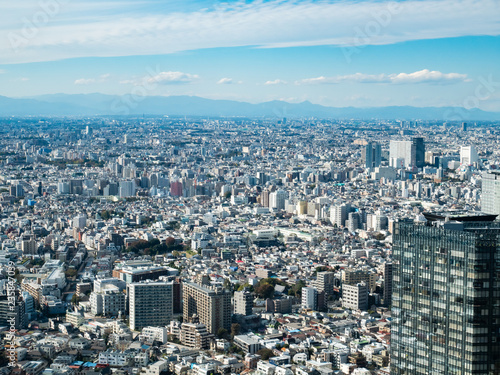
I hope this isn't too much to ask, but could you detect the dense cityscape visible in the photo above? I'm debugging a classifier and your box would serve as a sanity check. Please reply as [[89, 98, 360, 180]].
[[0, 117, 499, 375]]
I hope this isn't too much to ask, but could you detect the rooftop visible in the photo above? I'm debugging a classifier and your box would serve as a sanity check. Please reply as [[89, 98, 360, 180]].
[[423, 211, 497, 222]]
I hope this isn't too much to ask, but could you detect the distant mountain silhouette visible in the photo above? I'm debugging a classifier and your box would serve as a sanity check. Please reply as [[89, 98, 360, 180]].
[[0, 93, 497, 120]]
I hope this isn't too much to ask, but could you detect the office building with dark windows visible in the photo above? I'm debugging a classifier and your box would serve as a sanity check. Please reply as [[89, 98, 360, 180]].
[[391, 213, 500, 375]]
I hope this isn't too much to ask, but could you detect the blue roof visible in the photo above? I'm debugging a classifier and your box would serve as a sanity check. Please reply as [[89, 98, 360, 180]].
[[72, 361, 84, 366], [141, 344, 150, 350], [83, 362, 96, 367]]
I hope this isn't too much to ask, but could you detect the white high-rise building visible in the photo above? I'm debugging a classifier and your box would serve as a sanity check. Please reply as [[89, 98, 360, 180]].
[[313, 272, 335, 298], [119, 180, 136, 198], [481, 171, 500, 215], [301, 286, 318, 310], [269, 189, 287, 211], [57, 182, 70, 194], [342, 282, 368, 311], [389, 140, 414, 168], [233, 290, 253, 316], [73, 215, 87, 229], [90, 284, 126, 316], [128, 281, 173, 331], [330, 203, 349, 227], [460, 145, 478, 166]]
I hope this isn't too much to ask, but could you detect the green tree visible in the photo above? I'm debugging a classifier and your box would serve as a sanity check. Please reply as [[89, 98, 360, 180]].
[[255, 283, 275, 299], [71, 294, 81, 305], [217, 328, 229, 339], [231, 323, 241, 337], [65, 269, 78, 278], [288, 280, 306, 297], [100, 210, 112, 220], [314, 266, 329, 274], [238, 283, 253, 292], [257, 348, 274, 360]]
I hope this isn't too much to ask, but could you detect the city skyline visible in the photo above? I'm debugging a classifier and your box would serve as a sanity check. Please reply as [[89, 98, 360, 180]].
[[0, 0, 499, 111]]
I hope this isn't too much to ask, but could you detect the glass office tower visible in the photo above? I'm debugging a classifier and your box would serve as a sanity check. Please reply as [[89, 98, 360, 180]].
[[391, 214, 500, 375]]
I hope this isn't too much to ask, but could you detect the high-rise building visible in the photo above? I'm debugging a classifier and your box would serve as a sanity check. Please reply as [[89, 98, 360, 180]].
[[90, 285, 126, 317], [69, 179, 83, 195], [347, 212, 360, 232], [362, 142, 382, 169], [128, 281, 173, 331], [0, 295, 26, 330], [460, 145, 479, 166], [390, 140, 414, 168], [172, 278, 183, 314], [313, 272, 335, 299], [391, 214, 500, 374], [301, 287, 318, 310], [73, 215, 87, 229], [15, 184, 24, 197], [234, 290, 253, 316], [389, 138, 425, 168], [481, 171, 500, 215], [182, 282, 231, 334], [170, 181, 183, 197], [119, 180, 136, 198], [21, 235, 37, 256], [180, 322, 213, 349], [382, 262, 392, 307], [269, 189, 287, 211], [260, 189, 270, 208], [342, 282, 368, 311], [330, 203, 350, 227], [341, 268, 376, 292], [412, 137, 425, 168]]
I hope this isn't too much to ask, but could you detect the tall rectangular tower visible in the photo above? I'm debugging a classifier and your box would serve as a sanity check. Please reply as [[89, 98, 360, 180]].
[[412, 137, 425, 168], [481, 171, 500, 215], [128, 281, 173, 331], [391, 214, 500, 374], [363, 142, 382, 169], [301, 286, 318, 310], [183, 282, 231, 334], [314, 271, 335, 299], [234, 290, 253, 316]]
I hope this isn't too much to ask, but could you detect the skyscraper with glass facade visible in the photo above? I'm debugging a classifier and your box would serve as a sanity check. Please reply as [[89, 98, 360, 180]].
[[391, 214, 500, 375], [363, 141, 382, 169]]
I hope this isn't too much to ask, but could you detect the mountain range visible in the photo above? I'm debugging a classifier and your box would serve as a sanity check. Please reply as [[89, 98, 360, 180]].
[[0, 93, 498, 121]]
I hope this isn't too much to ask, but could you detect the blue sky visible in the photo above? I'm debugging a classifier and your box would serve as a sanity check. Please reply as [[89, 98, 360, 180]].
[[1, 0, 500, 110]]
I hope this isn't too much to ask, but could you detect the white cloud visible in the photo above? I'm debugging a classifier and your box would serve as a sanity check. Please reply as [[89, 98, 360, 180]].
[[390, 70, 470, 84], [217, 78, 234, 84], [216, 78, 243, 84], [0, 0, 499, 64], [73, 74, 110, 85], [147, 71, 199, 84], [297, 70, 469, 85], [74, 78, 96, 85], [265, 79, 288, 85]]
